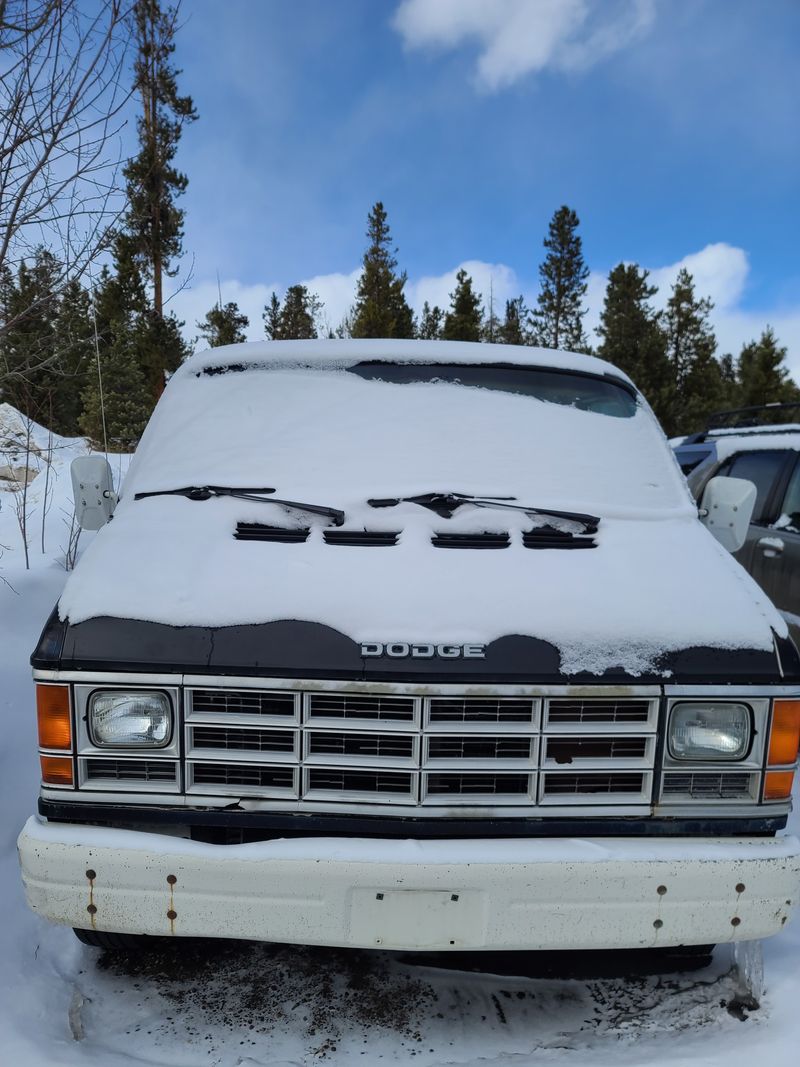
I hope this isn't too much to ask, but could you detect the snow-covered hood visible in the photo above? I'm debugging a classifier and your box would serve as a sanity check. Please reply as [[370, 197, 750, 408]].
[[56, 341, 788, 677]]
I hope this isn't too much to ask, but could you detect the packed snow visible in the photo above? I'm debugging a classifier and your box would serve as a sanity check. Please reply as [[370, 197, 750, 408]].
[[1, 400, 800, 1064], [56, 341, 786, 677]]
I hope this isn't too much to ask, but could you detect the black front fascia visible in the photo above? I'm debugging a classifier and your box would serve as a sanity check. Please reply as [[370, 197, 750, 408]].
[[38, 798, 787, 839], [31, 610, 800, 684]]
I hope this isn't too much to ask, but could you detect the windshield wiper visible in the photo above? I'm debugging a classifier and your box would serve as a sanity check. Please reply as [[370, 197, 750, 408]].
[[135, 485, 345, 526], [367, 491, 600, 532]]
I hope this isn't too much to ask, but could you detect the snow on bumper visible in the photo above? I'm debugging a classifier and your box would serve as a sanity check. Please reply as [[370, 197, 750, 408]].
[[18, 817, 800, 951]]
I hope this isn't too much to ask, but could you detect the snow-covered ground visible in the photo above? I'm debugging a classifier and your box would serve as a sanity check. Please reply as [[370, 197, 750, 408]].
[[1, 403, 799, 1066]]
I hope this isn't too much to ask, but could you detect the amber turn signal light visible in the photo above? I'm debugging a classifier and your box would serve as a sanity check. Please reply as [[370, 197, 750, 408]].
[[36, 684, 71, 750], [764, 770, 795, 801], [40, 754, 74, 786], [768, 700, 800, 766]]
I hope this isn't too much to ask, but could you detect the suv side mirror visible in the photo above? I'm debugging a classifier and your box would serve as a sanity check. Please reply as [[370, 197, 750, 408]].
[[699, 475, 756, 552], [70, 456, 118, 530]]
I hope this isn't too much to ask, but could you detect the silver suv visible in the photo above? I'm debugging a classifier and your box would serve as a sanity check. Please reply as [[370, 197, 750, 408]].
[[675, 403, 800, 645]]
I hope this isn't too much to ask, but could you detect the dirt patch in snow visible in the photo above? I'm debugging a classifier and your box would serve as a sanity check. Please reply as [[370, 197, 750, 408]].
[[81, 940, 754, 1063]]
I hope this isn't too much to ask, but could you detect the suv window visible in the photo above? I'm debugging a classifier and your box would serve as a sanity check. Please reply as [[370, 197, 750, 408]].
[[776, 458, 800, 533], [717, 450, 789, 523]]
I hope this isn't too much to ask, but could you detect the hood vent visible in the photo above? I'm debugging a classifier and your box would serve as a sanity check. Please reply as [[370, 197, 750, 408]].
[[523, 526, 596, 549], [432, 531, 511, 549], [323, 530, 400, 546], [235, 523, 309, 543]]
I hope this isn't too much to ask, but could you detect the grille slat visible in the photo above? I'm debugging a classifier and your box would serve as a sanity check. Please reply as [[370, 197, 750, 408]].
[[192, 763, 296, 791], [306, 769, 414, 797], [543, 772, 644, 796], [429, 698, 535, 724], [546, 737, 648, 764], [307, 732, 415, 760], [191, 726, 296, 754], [662, 772, 753, 800], [547, 699, 651, 725], [84, 759, 177, 783], [191, 690, 297, 719], [425, 773, 531, 797], [427, 736, 532, 760], [307, 693, 416, 723]]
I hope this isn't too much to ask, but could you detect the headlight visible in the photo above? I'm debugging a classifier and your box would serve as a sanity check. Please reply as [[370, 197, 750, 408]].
[[88, 690, 172, 747], [669, 702, 751, 761]]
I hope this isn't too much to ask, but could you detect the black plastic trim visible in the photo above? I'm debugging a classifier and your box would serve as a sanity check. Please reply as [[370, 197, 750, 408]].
[[37, 798, 786, 839]]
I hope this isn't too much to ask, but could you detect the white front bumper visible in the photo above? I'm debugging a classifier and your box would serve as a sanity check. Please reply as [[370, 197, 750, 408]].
[[18, 817, 800, 951]]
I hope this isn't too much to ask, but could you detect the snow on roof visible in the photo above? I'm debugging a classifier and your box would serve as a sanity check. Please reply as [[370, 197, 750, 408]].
[[180, 338, 637, 384], [57, 341, 786, 675]]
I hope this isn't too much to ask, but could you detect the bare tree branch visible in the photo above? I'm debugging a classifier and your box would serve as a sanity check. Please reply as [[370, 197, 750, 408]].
[[0, 0, 134, 389]]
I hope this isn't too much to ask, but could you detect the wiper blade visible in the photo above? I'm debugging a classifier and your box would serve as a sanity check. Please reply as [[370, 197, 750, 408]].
[[368, 491, 600, 532], [135, 485, 345, 526]]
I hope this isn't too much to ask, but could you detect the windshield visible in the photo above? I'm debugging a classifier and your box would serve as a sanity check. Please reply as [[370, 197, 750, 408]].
[[347, 362, 637, 418], [124, 359, 690, 518]]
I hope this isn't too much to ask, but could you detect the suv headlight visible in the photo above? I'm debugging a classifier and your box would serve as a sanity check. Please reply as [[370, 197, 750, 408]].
[[669, 702, 751, 761], [88, 690, 172, 747]]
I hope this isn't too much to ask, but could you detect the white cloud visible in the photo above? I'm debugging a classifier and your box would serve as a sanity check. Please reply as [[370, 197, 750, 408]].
[[409, 260, 522, 315], [392, 0, 656, 91], [646, 243, 749, 312], [173, 241, 800, 376]]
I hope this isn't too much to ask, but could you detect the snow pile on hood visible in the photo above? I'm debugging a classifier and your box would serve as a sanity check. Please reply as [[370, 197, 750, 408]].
[[57, 341, 787, 675]]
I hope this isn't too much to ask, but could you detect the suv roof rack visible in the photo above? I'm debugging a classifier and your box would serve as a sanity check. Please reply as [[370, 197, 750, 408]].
[[705, 401, 800, 431]]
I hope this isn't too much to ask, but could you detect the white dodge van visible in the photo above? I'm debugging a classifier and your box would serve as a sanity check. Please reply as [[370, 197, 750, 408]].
[[18, 340, 800, 955]]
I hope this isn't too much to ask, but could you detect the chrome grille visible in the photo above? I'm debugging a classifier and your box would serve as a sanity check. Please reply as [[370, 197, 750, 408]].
[[184, 690, 659, 813]]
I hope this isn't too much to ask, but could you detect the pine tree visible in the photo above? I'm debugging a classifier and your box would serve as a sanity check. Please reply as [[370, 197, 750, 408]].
[[531, 205, 589, 352], [197, 301, 249, 348], [278, 285, 321, 339], [351, 202, 415, 339], [735, 328, 799, 413], [48, 278, 94, 435], [79, 267, 153, 449], [663, 269, 725, 435], [417, 301, 443, 340], [482, 279, 500, 343], [263, 292, 282, 340], [116, 0, 197, 397], [442, 269, 483, 342], [79, 330, 153, 450], [498, 296, 530, 346], [1, 249, 61, 418], [596, 263, 672, 422]]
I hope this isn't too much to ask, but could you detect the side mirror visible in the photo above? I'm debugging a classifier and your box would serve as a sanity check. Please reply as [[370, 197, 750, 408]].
[[699, 475, 756, 552], [70, 456, 118, 530]]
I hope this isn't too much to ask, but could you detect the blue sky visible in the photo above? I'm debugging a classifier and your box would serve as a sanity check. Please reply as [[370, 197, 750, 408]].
[[166, 0, 800, 369]]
